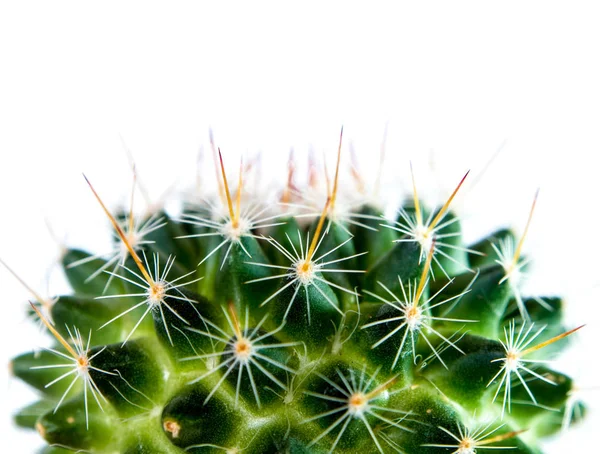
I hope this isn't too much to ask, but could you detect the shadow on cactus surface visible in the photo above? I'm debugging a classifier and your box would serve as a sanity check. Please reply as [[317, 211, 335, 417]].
[[8, 131, 586, 453]]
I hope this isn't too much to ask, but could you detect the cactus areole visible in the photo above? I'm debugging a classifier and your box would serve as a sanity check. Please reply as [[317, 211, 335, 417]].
[[9, 135, 585, 453]]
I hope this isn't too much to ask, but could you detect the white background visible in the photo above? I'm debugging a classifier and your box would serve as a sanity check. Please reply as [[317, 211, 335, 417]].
[[1, 1, 599, 452]]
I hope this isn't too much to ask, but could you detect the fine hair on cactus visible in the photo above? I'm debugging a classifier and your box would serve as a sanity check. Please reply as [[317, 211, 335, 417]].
[[7, 129, 587, 454]]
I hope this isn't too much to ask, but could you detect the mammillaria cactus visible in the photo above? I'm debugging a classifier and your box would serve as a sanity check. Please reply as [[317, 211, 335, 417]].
[[7, 132, 585, 453]]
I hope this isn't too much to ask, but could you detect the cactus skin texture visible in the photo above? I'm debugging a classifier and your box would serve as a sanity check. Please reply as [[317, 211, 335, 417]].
[[10, 139, 585, 454]]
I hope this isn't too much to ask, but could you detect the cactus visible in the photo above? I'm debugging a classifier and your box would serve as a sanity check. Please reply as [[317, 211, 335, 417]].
[[8, 133, 585, 454]]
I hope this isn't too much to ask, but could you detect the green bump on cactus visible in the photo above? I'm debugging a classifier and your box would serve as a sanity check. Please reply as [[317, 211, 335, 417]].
[[8, 136, 586, 453]]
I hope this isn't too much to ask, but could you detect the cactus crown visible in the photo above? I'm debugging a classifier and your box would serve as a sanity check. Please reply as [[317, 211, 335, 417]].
[[9, 136, 584, 454]]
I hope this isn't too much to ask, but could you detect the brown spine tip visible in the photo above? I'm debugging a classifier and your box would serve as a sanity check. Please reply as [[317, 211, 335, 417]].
[[83, 174, 154, 286], [426, 169, 470, 234], [479, 428, 528, 446], [306, 197, 331, 262], [29, 301, 78, 359], [235, 157, 243, 223], [410, 162, 423, 226], [511, 189, 540, 270], [330, 126, 343, 208], [217, 149, 237, 226], [521, 324, 585, 356]]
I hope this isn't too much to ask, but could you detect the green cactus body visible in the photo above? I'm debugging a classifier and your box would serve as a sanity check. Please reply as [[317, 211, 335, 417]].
[[9, 143, 584, 454]]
